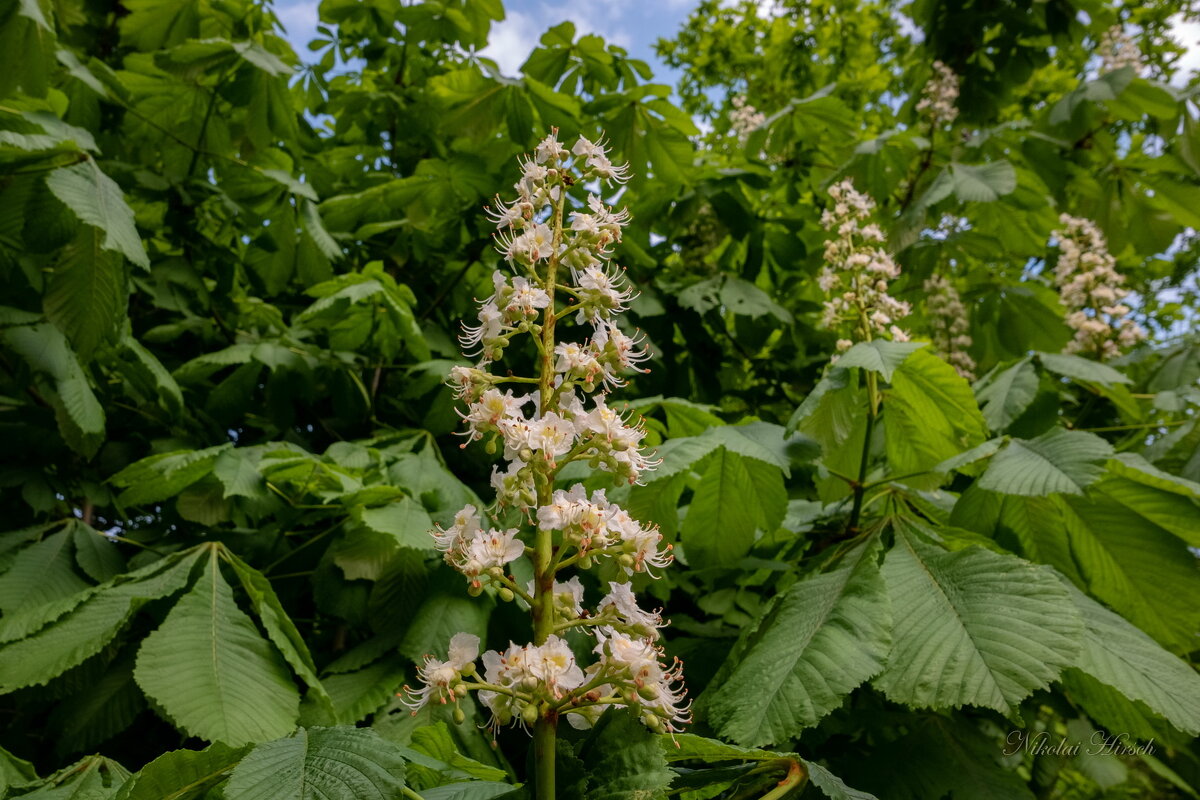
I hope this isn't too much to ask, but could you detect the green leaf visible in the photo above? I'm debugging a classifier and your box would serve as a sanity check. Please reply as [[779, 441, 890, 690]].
[[110, 444, 231, 506], [316, 658, 406, 725], [225, 552, 333, 717], [1036, 351, 1131, 386], [3, 322, 106, 457], [51, 653, 144, 757], [0, 527, 89, 614], [44, 159, 148, 268], [212, 449, 266, 499], [44, 226, 126, 359], [0, 551, 199, 692], [224, 727, 408, 800], [117, 742, 248, 800], [1056, 493, 1200, 653], [949, 161, 1017, 202], [1058, 575, 1200, 736], [874, 519, 1082, 716], [133, 554, 300, 744], [975, 358, 1038, 431], [0, 744, 37, 793], [885, 348, 988, 483], [19, 755, 130, 800], [356, 497, 437, 552], [579, 710, 673, 800], [398, 589, 490, 664], [680, 447, 785, 569], [835, 340, 925, 381], [703, 539, 891, 746], [72, 521, 124, 582], [978, 428, 1113, 496]]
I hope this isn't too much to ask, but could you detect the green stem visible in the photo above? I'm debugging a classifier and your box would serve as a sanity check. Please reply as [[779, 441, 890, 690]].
[[401, 787, 425, 800], [531, 169, 569, 800]]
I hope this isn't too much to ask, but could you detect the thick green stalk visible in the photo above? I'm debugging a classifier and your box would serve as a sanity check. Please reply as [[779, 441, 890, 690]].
[[531, 178, 569, 800]]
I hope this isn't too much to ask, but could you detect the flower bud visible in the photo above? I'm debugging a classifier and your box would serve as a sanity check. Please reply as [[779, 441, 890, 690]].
[[522, 675, 539, 691], [637, 683, 660, 701], [642, 713, 662, 731], [618, 554, 635, 570], [485, 438, 497, 455], [453, 706, 466, 724], [521, 704, 540, 727], [578, 555, 593, 570], [461, 662, 477, 677], [499, 587, 515, 603], [467, 583, 484, 597], [454, 684, 469, 698]]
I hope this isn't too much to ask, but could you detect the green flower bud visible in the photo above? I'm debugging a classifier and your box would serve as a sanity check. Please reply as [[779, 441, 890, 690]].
[[454, 684, 468, 698], [467, 583, 483, 597], [618, 554, 635, 570], [521, 704, 540, 727], [461, 662, 477, 677], [499, 587, 515, 603], [637, 683, 660, 701], [643, 713, 662, 731], [453, 707, 466, 724], [578, 555, 593, 570]]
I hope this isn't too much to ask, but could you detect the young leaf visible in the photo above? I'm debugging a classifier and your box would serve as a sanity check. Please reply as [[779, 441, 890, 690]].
[[133, 554, 300, 744]]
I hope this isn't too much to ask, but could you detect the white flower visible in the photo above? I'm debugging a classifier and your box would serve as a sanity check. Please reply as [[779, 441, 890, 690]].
[[432, 504, 481, 557], [598, 582, 664, 635], [535, 131, 569, 164], [528, 411, 576, 461], [1099, 26, 1144, 75], [455, 527, 524, 578], [572, 135, 630, 184], [915, 61, 959, 126], [458, 389, 529, 442], [402, 632, 480, 711], [528, 635, 586, 697]]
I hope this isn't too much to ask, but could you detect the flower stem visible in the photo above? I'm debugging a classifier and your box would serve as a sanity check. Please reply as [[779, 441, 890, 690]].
[[531, 170, 569, 800]]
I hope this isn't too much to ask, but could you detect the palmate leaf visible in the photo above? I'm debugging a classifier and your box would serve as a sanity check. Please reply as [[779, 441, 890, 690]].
[[50, 652, 144, 757], [0, 549, 201, 691], [874, 519, 1082, 716], [703, 538, 891, 747], [44, 159, 148, 268], [224, 727, 408, 800], [20, 755, 130, 800], [978, 427, 1113, 496], [1058, 575, 1200, 736], [133, 553, 300, 745]]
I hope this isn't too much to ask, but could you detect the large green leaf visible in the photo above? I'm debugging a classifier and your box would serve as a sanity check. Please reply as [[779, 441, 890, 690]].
[[1058, 576, 1200, 736], [116, 742, 248, 800], [680, 446, 786, 569], [0, 549, 200, 691], [51, 652, 144, 757], [44, 159, 148, 268], [578, 710, 673, 800], [874, 519, 1082, 716], [0, 527, 88, 614], [703, 539, 891, 746], [224, 727, 408, 800], [133, 554, 300, 745], [978, 427, 1113, 496], [949, 161, 1016, 202], [44, 226, 126, 359], [1056, 494, 1200, 653], [835, 340, 924, 381], [975, 358, 1038, 431], [3, 322, 105, 457], [885, 348, 988, 482]]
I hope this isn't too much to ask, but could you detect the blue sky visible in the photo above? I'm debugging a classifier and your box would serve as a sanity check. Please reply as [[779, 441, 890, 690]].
[[273, 0, 699, 84]]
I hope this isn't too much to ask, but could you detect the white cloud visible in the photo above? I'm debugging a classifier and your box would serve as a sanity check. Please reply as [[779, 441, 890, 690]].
[[275, 0, 320, 52], [1169, 14, 1200, 87], [481, 2, 635, 77], [480, 9, 542, 75]]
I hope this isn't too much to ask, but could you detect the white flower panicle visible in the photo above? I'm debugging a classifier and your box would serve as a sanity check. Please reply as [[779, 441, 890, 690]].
[[923, 274, 976, 380], [817, 180, 911, 347], [729, 95, 766, 143], [916, 61, 960, 127], [1099, 26, 1144, 75], [408, 131, 688, 739], [1052, 214, 1147, 360]]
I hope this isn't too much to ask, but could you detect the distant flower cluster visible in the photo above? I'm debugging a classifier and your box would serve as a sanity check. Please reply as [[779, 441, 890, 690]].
[[923, 274, 976, 380], [1099, 26, 1144, 75], [916, 61, 959, 127], [404, 132, 689, 739], [817, 179, 911, 350], [729, 95, 765, 143], [1052, 214, 1146, 360]]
